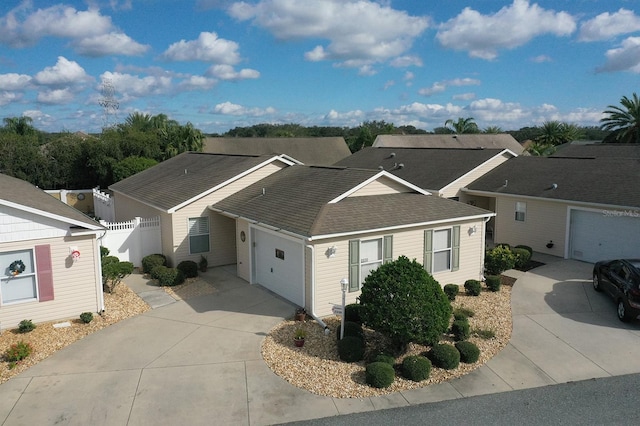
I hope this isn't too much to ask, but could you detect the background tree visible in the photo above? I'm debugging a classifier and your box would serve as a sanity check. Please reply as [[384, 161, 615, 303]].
[[444, 117, 479, 134], [483, 126, 503, 134], [535, 121, 583, 146], [112, 156, 158, 182], [600, 93, 640, 144], [526, 141, 556, 156]]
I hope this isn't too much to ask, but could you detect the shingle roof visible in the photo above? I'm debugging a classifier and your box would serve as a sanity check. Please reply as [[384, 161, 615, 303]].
[[109, 152, 281, 211], [212, 165, 492, 237], [373, 134, 524, 154], [466, 156, 640, 208], [0, 173, 103, 230], [334, 147, 510, 191], [203, 137, 352, 166], [552, 143, 640, 159]]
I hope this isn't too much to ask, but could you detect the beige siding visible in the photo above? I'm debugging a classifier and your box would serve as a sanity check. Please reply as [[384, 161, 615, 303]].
[[348, 176, 411, 197], [494, 196, 567, 256], [236, 219, 251, 281], [113, 193, 162, 221], [310, 219, 486, 317], [445, 152, 512, 200], [0, 235, 101, 330]]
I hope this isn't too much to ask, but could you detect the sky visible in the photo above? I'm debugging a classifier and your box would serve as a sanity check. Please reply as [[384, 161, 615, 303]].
[[0, 0, 639, 134]]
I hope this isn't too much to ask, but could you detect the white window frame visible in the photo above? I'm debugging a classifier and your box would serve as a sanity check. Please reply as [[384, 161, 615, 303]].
[[360, 238, 383, 283], [515, 202, 526, 222], [433, 228, 452, 273], [188, 216, 210, 254], [0, 249, 38, 305]]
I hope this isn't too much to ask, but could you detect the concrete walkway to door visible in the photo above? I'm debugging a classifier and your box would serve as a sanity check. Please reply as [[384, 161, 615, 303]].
[[1, 257, 640, 425]]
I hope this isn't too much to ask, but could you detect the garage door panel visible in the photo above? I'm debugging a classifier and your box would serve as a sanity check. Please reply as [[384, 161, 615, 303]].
[[570, 210, 640, 263]]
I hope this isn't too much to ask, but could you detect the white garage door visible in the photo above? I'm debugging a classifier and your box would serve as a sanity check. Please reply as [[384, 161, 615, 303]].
[[569, 209, 640, 263], [253, 229, 304, 306]]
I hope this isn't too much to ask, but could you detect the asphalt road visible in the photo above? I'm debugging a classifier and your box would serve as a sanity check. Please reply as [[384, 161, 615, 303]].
[[284, 373, 640, 426]]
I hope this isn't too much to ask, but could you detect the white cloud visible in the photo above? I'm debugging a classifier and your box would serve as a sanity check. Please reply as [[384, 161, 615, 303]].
[[437, 0, 576, 60], [178, 76, 218, 90], [389, 56, 423, 68], [73, 33, 149, 57], [597, 36, 640, 73], [418, 78, 480, 96], [228, 0, 429, 68], [33, 57, 92, 86], [530, 55, 552, 63], [101, 71, 173, 100], [0, 73, 31, 90], [37, 88, 75, 104], [579, 9, 640, 42], [0, 91, 22, 106], [383, 80, 395, 90], [453, 92, 476, 101], [162, 32, 242, 64], [212, 101, 276, 116], [206, 64, 260, 80]]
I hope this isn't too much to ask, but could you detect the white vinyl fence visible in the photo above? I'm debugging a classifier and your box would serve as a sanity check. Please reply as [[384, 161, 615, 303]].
[[99, 216, 161, 267], [93, 188, 115, 222]]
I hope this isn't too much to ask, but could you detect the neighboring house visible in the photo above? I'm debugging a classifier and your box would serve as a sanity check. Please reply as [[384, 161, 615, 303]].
[[109, 152, 297, 267], [0, 174, 106, 330], [373, 134, 525, 155], [552, 143, 640, 159], [203, 137, 352, 166], [464, 156, 640, 263], [333, 147, 517, 201], [211, 165, 493, 317]]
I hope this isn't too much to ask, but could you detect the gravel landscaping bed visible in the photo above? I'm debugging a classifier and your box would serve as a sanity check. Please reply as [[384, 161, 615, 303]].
[[262, 283, 513, 398]]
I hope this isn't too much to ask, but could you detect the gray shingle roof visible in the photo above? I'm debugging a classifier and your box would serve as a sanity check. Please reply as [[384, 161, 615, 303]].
[[109, 152, 280, 211], [552, 143, 640, 159], [212, 165, 492, 237], [373, 134, 524, 154], [203, 137, 352, 166], [0, 173, 103, 229], [466, 156, 640, 208], [334, 147, 509, 191]]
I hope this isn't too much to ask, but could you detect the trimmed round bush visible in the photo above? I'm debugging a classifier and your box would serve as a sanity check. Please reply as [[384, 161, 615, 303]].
[[372, 353, 396, 366], [79, 312, 94, 324], [443, 284, 459, 301], [464, 279, 481, 296], [365, 362, 395, 388], [402, 355, 432, 382], [101, 255, 119, 267], [514, 244, 533, 257], [428, 343, 460, 370], [142, 254, 167, 274], [336, 321, 365, 342], [455, 341, 480, 363], [177, 260, 198, 278], [337, 336, 365, 363], [151, 266, 185, 286], [451, 319, 470, 341], [344, 304, 364, 324], [513, 248, 532, 270], [485, 275, 501, 292], [484, 246, 516, 275], [18, 319, 36, 333]]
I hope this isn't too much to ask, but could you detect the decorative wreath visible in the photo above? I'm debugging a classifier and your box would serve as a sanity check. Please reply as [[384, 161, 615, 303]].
[[9, 260, 26, 275]]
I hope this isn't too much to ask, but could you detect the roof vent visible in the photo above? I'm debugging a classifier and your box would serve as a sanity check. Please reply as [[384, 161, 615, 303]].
[[184, 169, 188, 174], [397, 163, 404, 169], [378, 165, 384, 170], [389, 152, 396, 158], [549, 183, 558, 190], [503, 180, 508, 187], [262, 188, 266, 196]]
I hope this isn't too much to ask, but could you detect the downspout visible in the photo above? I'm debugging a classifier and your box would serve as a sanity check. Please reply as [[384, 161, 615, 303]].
[[481, 216, 492, 281], [306, 244, 329, 334], [95, 230, 107, 313]]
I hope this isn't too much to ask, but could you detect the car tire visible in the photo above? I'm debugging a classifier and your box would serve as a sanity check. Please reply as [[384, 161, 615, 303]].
[[617, 299, 633, 322], [593, 273, 602, 292]]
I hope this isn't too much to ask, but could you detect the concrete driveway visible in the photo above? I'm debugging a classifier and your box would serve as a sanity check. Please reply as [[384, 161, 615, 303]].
[[1, 258, 640, 425]]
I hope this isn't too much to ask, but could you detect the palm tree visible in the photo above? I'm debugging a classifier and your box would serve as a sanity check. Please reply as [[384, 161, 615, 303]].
[[444, 117, 479, 134], [483, 126, 503, 134], [535, 121, 583, 146], [526, 142, 556, 156], [600, 93, 640, 144], [2, 116, 36, 136]]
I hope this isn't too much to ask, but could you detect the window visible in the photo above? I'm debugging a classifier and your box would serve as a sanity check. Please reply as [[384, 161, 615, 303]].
[[188, 217, 210, 254], [424, 227, 460, 274], [515, 202, 526, 222], [348, 236, 393, 292], [433, 229, 452, 273], [360, 239, 383, 283], [1, 249, 37, 304]]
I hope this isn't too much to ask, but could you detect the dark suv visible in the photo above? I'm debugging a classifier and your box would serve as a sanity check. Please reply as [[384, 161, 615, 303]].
[[593, 259, 640, 322]]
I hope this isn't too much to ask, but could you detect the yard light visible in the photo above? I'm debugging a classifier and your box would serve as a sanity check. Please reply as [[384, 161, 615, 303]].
[[340, 278, 348, 340]]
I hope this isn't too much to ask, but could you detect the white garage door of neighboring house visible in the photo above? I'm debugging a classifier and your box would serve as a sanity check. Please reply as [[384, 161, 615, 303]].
[[253, 229, 304, 306], [569, 209, 640, 263]]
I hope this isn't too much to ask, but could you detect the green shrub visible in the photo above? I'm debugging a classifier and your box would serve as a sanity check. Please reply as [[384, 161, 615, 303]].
[[100, 246, 110, 258], [151, 266, 185, 287], [443, 284, 459, 301], [451, 319, 470, 341], [79, 312, 94, 324], [142, 254, 167, 274], [345, 304, 364, 324], [485, 275, 501, 292], [372, 353, 396, 366], [428, 343, 460, 370], [336, 321, 365, 342], [18, 319, 36, 333], [495, 243, 511, 250], [453, 307, 475, 320], [102, 259, 134, 293], [513, 248, 532, 270], [337, 336, 365, 363], [514, 245, 533, 257], [365, 362, 395, 388], [101, 255, 120, 267], [359, 256, 452, 347], [455, 341, 480, 363], [473, 328, 496, 339], [484, 246, 516, 275], [402, 355, 432, 382], [464, 279, 481, 296], [4, 341, 32, 363], [176, 260, 198, 278]]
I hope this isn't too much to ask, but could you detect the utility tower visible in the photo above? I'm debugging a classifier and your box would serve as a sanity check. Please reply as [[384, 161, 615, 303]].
[[99, 78, 119, 130]]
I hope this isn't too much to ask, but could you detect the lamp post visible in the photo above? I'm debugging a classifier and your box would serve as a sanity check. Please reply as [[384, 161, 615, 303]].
[[340, 278, 348, 340]]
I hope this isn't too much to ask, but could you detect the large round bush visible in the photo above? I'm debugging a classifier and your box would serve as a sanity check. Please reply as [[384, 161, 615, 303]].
[[365, 362, 395, 388], [484, 246, 516, 275], [337, 336, 365, 363], [428, 343, 460, 370], [358, 256, 452, 347], [455, 341, 480, 363], [402, 355, 432, 382]]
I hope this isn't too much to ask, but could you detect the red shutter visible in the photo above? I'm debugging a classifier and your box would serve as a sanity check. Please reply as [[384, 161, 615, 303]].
[[35, 245, 54, 302]]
